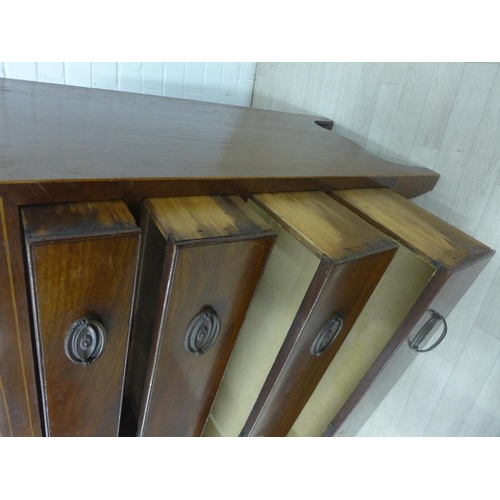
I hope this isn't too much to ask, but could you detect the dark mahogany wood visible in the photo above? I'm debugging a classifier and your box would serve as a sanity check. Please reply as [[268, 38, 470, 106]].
[[129, 195, 275, 436], [242, 252, 396, 437], [22, 201, 140, 436], [323, 189, 495, 436], [239, 192, 397, 437], [0, 198, 42, 436], [326, 261, 492, 436], [1, 79, 478, 438], [0, 80, 442, 435], [0, 79, 438, 205]]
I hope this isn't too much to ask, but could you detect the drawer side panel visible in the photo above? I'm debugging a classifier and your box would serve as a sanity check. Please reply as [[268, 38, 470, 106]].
[[329, 256, 493, 436]]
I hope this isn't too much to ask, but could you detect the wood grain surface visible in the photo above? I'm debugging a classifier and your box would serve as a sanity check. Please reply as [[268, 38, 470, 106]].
[[22, 200, 137, 241], [242, 251, 396, 437], [330, 188, 491, 270], [0, 199, 42, 436], [146, 195, 270, 241], [252, 191, 397, 261], [130, 196, 275, 436], [319, 188, 495, 436], [0, 79, 438, 203], [207, 204, 322, 437], [22, 201, 140, 436], [224, 192, 398, 436]]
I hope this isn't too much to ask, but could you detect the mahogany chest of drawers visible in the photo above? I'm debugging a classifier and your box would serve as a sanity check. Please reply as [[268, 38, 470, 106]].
[[0, 78, 492, 437]]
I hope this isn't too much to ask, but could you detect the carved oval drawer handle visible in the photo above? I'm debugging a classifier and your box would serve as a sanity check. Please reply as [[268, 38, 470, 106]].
[[184, 307, 221, 356], [408, 311, 448, 353], [310, 314, 343, 357], [65, 315, 107, 366]]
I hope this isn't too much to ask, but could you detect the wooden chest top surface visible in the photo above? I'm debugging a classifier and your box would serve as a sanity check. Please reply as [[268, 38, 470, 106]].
[[0, 79, 436, 194]]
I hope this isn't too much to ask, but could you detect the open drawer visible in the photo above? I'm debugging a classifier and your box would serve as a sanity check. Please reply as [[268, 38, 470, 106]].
[[290, 188, 494, 437], [125, 195, 276, 436], [205, 191, 397, 437]]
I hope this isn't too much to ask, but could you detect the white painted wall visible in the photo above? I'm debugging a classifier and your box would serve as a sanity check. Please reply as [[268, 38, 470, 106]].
[[0, 62, 256, 106]]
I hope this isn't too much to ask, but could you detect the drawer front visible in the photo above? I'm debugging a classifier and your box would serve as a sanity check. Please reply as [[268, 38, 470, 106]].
[[22, 201, 140, 436], [130, 196, 275, 437]]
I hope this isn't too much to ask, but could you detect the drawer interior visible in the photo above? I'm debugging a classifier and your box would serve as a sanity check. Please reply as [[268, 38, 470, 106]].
[[290, 242, 435, 436], [207, 200, 320, 436], [206, 192, 397, 437]]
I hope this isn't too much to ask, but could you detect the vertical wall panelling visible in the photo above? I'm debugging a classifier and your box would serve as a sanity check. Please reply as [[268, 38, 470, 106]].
[[251, 63, 283, 110], [163, 63, 185, 98], [220, 63, 241, 105], [65, 62, 92, 87], [331, 63, 363, 137], [422, 63, 498, 223], [385, 63, 437, 162], [450, 69, 500, 233], [300, 63, 327, 115], [453, 185, 500, 380], [252, 63, 344, 115], [265, 63, 297, 111], [317, 63, 344, 119], [380, 63, 409, 84], [1, 62, 256, 105], [414, 63, 465, 150], [201, 63, 223, 103], [347, 63, 386, 149], [5, 62, 37, 80], [475, 185, 500, 339], [36, 63, 65, 84], [118, 63, 142, 93], [141, 62, 164, 95], [183, 63, 205, 100], [236, 62, 256, 106], [365, 83, 403, 159], [91, 62, 118, 90], [476, 266, 500, 333], [279, 63, 311, 114], [251, 63, 308, 112]]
